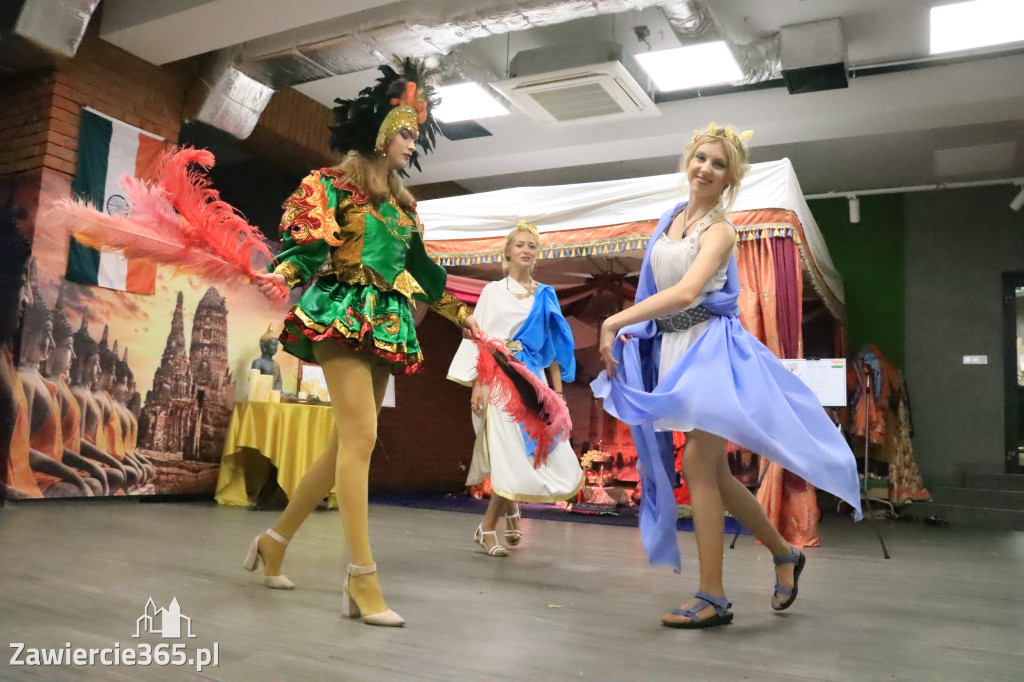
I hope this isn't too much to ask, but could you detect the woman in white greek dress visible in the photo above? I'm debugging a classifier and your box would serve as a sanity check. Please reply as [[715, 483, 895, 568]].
[[448, 222, 584, 557]]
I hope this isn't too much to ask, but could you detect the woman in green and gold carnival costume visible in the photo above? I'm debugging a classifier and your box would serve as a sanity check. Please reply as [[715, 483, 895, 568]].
[[245, 59, 480, 627]]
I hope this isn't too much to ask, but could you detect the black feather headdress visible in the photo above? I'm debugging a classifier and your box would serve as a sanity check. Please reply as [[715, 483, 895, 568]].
[[329, 57, 442, 173]]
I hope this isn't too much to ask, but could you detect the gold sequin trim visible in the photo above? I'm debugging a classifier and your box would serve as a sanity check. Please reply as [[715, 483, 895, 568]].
[[393, 270, 427, 300], [280, 171, 346, 246], [374, 105, 419, 154], [431, 292, 470, 326], [291, 306, 411, 355], [316, 263, 426, 302], [272, 262, 302, 289], [336, 193, 413, 245]]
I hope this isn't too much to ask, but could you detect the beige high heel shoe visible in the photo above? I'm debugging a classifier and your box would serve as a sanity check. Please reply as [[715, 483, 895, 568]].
[[243, 528, 295, 590], [341, 563, 405, 627]]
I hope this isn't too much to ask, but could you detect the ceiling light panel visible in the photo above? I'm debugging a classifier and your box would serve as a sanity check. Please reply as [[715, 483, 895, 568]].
[[635, 41, 743, 92], [930, 0, 1024, 54], [433, 83, 509, 123]]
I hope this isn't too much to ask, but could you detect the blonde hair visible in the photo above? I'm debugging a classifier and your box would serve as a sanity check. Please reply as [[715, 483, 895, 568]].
[[503, 221, 541, 273], [333, 151, 416, 211], [679, 123, 751, 210]]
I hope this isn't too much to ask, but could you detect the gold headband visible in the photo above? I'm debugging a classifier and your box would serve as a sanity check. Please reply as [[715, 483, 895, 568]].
[[374, 105, 419, 154], [508, 220, 540, 241], [691, 121, 754, 151]]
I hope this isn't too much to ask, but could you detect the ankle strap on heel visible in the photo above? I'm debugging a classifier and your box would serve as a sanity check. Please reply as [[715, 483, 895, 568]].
[[693, 591, 732, 614], [773, 544, 800, 565], [348, 563, 378, 577], [265, 529, 289, 545]]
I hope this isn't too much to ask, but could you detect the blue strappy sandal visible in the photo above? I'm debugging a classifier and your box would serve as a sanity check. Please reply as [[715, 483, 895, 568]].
[[772, 545, 806, 611], [661, 591, 733, 629]]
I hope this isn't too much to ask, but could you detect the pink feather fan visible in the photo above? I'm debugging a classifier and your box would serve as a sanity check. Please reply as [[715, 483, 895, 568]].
[[48, 146, 287, 298], [472, 332, 571, 468]]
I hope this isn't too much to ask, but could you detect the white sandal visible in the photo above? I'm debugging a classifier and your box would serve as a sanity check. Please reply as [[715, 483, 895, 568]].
[[341, 563, 405, 627], [504, 505, 523, 546], [243, 528, 295, 590], [473, 524, 509, 557]]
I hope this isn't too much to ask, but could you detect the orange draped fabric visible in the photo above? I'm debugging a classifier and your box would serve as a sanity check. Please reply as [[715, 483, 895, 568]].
[[2, 349, 43, 498], [736, 235, 782, 357], [28, 378, 64, 492], [101, 391, 126, 459], [28, 379, 63, 461], [735, 236, 821, 548], [57, 378, 81, 454]]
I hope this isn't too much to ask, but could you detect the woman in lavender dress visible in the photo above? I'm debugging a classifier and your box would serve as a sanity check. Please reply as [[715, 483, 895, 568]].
[[593, 123, 860, 629]]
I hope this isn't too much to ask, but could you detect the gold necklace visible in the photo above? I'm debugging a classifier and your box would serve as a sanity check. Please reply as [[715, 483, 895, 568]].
[[506, 277, 536, 300]]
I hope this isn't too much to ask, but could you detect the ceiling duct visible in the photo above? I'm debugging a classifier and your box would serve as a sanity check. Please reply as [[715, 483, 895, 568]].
[[0, 0, 99, 77], [185, 50, 275, 140], [660, 0, 716, 40], [189, 0, 678, 138], [230, 0, 687, 89], [492, 42, 658, 125], [661, 0, 780, 84], [780, 18, 848, 94], [186, 0, 773, 138], [731, 34, 782, 84], [12, 0, 98, 56]]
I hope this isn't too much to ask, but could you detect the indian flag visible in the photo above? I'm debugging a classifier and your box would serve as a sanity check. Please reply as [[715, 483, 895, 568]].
[[64, 108, 164, 295]]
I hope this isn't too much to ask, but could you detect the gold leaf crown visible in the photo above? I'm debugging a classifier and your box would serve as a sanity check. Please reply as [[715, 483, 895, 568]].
[[506, 219, 541, 244], [691, 121, 754, 151]]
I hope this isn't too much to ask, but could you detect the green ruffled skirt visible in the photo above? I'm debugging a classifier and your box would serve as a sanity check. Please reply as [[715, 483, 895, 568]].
[[280, 276, 423, 374]]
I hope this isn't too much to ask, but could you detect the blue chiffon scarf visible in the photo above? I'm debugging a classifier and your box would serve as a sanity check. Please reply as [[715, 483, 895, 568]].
[[511, 283, 576, 458]]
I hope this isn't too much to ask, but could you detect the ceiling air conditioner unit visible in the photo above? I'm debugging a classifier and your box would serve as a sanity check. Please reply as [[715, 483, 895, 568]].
[[490, 42, 659, 126]]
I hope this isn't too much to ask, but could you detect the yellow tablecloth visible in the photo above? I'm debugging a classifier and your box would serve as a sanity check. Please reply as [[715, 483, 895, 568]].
[[215, 401, 336, 506]]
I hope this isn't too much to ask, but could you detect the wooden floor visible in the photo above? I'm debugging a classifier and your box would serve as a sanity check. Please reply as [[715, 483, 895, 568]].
[[1, 500, 1021, 681]]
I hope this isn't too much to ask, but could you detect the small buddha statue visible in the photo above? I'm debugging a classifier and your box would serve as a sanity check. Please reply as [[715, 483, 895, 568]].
[[251, 325, 282, 391]]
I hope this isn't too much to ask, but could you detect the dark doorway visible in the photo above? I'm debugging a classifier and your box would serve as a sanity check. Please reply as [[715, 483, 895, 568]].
[[1002, 272, 1024, 474]]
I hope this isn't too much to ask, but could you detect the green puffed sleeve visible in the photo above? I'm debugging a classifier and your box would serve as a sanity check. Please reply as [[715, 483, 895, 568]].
[[269, 232, 330, 289]]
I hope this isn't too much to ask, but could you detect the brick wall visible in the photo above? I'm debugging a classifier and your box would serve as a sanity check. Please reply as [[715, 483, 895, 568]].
[[1, 72, 56, 178], [252, 88, 333, 166], [51, 33, 192, 146], [0, 34, 191, 181]]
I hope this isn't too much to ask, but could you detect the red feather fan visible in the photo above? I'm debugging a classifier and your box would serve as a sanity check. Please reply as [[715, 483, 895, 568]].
[[46, 146, 287, 299], [472, 332, 571, 468]]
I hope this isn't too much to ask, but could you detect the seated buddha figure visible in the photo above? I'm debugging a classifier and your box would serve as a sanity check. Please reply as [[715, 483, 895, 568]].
[[17, 298, 95, 496]]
